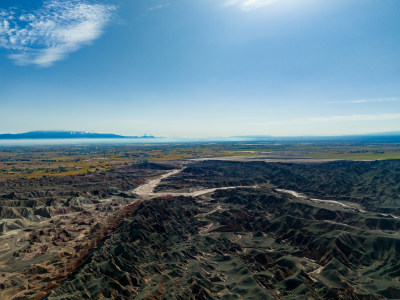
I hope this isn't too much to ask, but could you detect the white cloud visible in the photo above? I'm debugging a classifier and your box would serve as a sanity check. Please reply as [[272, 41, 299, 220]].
[[223, 0, 279, 11], [0, 0, 116, 67], [326, 97, 400, 104], [255, 113, 400, 126], [148, 4, 170, 11]]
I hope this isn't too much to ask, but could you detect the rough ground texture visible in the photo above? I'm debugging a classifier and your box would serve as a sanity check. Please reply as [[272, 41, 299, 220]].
[[1, 160, 400, 299], [0, 163, 173, 299], [156, 160, 400, 214], [47, 160, 400, 299], [48, 188, 399, 299]]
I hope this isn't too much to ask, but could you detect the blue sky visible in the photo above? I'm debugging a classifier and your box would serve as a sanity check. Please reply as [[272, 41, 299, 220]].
[[0, 0, 399, 137]]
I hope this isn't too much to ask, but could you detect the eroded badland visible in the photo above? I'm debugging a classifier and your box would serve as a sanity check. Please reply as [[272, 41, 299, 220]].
[[0, 142, 399, 299]]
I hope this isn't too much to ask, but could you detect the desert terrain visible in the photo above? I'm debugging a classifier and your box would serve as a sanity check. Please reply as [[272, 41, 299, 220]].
[[0, 143, 399, 299]]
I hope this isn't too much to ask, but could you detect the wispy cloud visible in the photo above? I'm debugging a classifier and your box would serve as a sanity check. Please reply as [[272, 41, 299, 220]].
[[255, 113, 400, 126], [326, 97, 400, 104], [223, 0, 279, 11], [0, 0, 116, 67], [148, 3, 170, 11]]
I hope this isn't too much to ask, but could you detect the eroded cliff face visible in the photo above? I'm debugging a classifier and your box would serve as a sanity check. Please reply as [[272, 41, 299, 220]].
[[0, 163, 173, 299], [1, 160, 400, 299], [156, 160, 400, 214], [49, 187, 399, 299]]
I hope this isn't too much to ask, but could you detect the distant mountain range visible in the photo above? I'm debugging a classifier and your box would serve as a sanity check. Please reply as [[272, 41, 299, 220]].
[[0, 131, 155, 139], [0, 131, 399, 142]]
